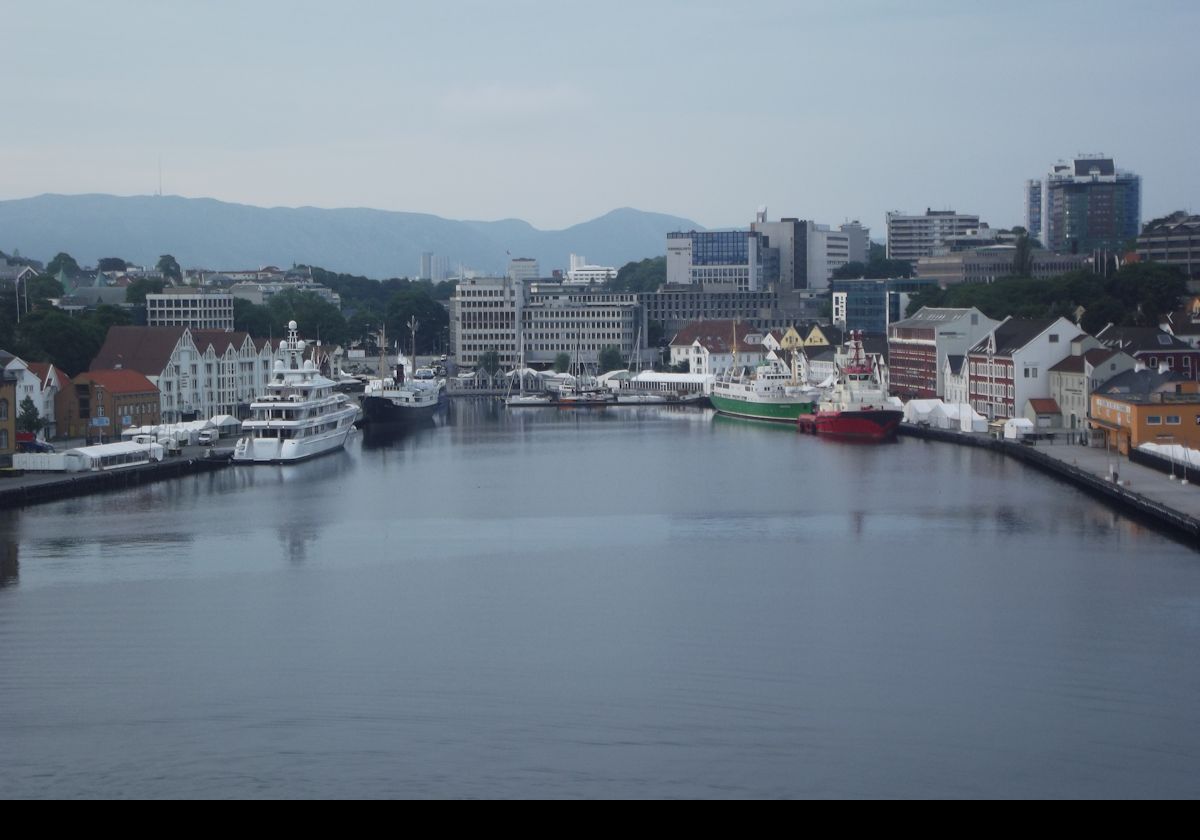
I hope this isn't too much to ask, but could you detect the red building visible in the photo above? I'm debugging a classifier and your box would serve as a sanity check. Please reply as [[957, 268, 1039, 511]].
[[1095, 325, 1200, 381]]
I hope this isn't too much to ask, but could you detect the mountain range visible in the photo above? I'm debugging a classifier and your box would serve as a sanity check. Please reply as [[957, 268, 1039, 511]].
[[0, 194, 700, 279]]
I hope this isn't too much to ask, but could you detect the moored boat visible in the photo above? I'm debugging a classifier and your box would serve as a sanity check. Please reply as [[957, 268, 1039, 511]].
[[233, 321, 360, 463], [800, 331, 901, 441]]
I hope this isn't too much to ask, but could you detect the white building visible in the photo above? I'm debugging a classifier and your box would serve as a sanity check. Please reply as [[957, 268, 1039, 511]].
[[840, 220, 871, 266], [508, 258, 540, 283], [565, 255, 618, 286], [886, 209, 982, 265], [91, 326, 277, 421], [450, 276, 526, 369], [2, 355, 66, 439], [146, 288, 235, 331], [668, 320, 767, 376], [966, 316, 1076, 421]]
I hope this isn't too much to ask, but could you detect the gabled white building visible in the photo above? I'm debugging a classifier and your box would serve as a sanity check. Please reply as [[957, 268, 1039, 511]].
[[91, 326, 277, 421], [967, 316, 1076, 420], [669, 320, 766, 375]]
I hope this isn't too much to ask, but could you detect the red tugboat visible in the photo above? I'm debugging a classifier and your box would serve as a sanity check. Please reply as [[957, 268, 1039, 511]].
[[799, 331, 902, 441]]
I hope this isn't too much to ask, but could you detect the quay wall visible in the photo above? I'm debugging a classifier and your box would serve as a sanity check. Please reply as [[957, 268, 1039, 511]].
[[0, 457, 231, 511], [899, 424, 1200, 544]]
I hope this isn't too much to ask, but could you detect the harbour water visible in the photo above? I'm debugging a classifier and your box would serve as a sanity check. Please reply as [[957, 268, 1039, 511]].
[[2, 402, 1199, 798]]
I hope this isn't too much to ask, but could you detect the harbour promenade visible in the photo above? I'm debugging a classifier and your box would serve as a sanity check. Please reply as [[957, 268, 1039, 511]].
[[901, 425, 1200, 545]]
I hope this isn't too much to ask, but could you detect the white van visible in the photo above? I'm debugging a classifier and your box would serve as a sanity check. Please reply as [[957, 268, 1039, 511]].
[[197, 430, 218, 446]]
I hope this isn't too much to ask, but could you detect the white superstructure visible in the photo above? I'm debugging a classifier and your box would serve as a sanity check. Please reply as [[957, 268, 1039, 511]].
[[233, 321, 359, 463]]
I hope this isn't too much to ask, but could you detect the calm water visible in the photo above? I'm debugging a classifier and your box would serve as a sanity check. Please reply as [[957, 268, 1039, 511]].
[[1, 401, 1198, 799]]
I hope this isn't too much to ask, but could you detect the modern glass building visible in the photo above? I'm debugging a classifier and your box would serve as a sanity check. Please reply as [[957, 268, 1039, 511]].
[[665, 230, 768, 291], [1042, 156, 1141, 254]]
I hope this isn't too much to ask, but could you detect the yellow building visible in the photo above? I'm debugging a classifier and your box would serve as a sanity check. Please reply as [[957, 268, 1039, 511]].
[[0, 374, 16, 460], [1090, 369, 1200, 454]]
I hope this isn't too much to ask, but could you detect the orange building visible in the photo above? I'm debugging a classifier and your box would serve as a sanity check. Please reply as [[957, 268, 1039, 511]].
[[1090, 369, 1200, 455], [0, 372, 16, 461], [64, 370, 161, 442]]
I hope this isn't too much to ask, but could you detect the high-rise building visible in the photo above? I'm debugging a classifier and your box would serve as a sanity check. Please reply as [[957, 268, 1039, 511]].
[[886, 209, 982, 265], [665, 230, 768, 291], [507, 257, 540, 283], [839, 221, 871, 266], [1041, 156, 1141, 254], [1024, 180, 1044, 244], [1137, 212, 1200, 280], [419, 252, 433, 281]]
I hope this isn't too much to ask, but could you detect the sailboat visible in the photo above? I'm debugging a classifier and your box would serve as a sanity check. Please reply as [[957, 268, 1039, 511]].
[[505, 338, 552, 407], [557, 334, 614, 406]]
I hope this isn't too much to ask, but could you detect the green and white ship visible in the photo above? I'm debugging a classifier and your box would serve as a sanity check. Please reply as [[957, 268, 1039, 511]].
[[710, 357, 821, 422]]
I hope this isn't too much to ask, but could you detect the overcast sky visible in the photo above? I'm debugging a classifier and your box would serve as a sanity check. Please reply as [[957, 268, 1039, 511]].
[[3, 0, 1197, 235]]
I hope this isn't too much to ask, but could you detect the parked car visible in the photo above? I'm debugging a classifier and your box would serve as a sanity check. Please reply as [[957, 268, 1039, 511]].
[[197, 430, 218, 446]]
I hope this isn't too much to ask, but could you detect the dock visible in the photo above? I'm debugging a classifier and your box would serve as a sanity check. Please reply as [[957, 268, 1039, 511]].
[[0, 454, 232, 510], [900, 424, 1200, 545]]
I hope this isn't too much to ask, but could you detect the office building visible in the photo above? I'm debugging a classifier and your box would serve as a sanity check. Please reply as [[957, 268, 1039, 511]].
[[1041, 156, 1141, 254], [1137, 212, 1200, 281], [145, 288, 235, 331], [565, 255, 618, 285], [508, 258, 540, 283], [831, 277, 937, 336], [886, 209, 982, 265], [1025, 179, 1044, 243], [665, 230, 768, 291]]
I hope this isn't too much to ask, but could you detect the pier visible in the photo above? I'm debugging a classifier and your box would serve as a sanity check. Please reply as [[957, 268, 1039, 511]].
[[0, 455, 231, 510], [900, 424, 1200, 545]]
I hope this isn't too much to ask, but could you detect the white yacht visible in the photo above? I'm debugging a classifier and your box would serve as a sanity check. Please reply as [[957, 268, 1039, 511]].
[[233, 321, 361, 463]]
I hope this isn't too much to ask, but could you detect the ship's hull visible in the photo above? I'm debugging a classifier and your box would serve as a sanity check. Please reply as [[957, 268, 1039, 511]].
[[361, 394, 441, 423], [803, 409, 903, 441], [232, 423, 356, 463], [710, 392, 815, 422]]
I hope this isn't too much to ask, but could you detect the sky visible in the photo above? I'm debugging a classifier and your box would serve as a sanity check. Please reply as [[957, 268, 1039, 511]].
[[2, 0, 1198, 236]]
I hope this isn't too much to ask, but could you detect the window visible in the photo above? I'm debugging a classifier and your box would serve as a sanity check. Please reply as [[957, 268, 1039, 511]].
[[0, 398, 6, 420], [1147, 415, 1162, 425], [1167, 416, 1181, 425], [1049, 334, 1059, 343]]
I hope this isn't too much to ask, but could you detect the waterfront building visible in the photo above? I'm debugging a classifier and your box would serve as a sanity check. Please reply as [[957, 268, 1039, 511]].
[[1137, 212, 1200, 281], [146, 287, 235, 331], [966, 316, 1076, 420], [831, 277, 937, 335], [1094, 324, 1200, 382], [1, 356, 68, 440], [1048, 338, 1137, 432], [641, 283, 786, 337], [91, 326, 277, 421], [915, 247, 1088, 287], [1090, 369, 1200, 455], [0, 371, 15, 460], [450, 276, 524, 369], [1040, 156, 1141, 254], [63, 369, 161, 441], [888, 307, 1000, 400], [669, 320, 767, 376], [943, 355, 969, 406], [508, 258, 540, 283], [886, 209, 981, 265], [522, 285, 645, 368]]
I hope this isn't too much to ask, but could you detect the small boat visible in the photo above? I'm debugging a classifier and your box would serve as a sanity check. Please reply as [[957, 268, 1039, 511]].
[[360, 327, 444, 424], [799, 331, 902, 441]]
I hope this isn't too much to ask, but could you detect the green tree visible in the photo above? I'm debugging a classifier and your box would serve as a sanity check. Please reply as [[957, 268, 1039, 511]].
[[46, 252, 80, 277], [611, 257, 666, 293], [384, 288, 449, 354], [16, 396, 45, 435], [554, 353, 571, 374], [125, 277, 166, 305], [13, 310, 102, 375], [267, 289, 347, 346], [478, 349, 501, 376], [156, 254, 182, 283], [97, 257, 129, 272], [598, 345, 624, 373], [25, 274, 64, 307], [233, 298, 274, 337]]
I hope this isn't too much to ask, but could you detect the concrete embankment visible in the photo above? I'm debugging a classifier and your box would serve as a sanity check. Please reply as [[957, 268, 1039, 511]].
[[899, 424, 1200, 545], [0, 457, 231, 510]]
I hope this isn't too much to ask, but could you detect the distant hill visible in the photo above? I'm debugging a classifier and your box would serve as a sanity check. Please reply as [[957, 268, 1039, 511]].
[[0, 194, 702, 278]]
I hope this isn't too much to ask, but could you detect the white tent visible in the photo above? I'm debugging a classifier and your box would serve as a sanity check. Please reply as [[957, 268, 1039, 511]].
[[1004, 417, 1036, 439], [1138, 442, 1200, 469], [903, 399, 941, 426]]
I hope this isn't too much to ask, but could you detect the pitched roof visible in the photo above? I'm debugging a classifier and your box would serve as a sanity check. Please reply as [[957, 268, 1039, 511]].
[[26, 362, 71, 387], [191, 329, 255, 355], [75, 369, 159, 394], [1094, 368, 1191, 402], [969, 317, 1059, 357], [890, 307, 979, 328], [669, 320, 762, 354], [946, 354, 966, 374], [1028, 398, 1061, 414], [90, 326, 186, 375], [1096, 324, 1194, 353]]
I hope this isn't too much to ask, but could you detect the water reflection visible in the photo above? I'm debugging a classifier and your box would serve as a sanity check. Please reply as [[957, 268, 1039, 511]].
[[0, 537, 18, 588]]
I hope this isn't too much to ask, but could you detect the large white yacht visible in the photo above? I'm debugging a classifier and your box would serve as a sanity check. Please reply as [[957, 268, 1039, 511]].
[[233, 321, 360, 463]]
